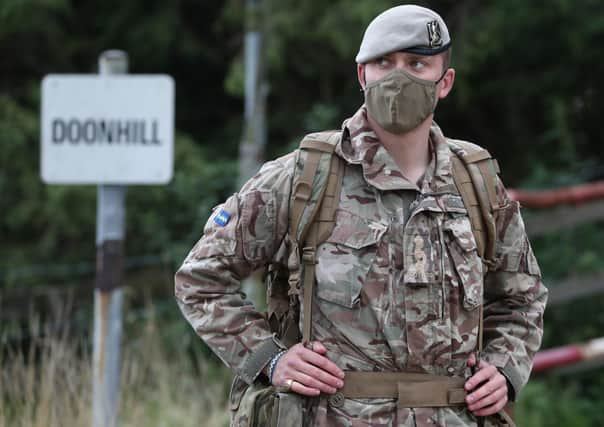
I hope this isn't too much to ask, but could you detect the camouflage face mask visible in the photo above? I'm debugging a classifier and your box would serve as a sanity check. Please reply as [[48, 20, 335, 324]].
[[364, 68, 444, 134]]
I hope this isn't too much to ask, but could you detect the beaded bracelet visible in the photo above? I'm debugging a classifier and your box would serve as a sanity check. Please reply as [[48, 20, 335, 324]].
[[268, 350, 287, 383]]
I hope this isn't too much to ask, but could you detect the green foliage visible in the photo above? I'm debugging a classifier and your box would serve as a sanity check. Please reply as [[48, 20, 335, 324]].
[[530, 222, 604, 280], [515, 378, 604, 427], [125, 134, 237, 267], [448, 0, 604, 180], [0, 94, 98, 270]]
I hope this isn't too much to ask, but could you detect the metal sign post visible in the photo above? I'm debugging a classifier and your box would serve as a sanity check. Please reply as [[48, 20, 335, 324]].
[[40, 49, 174, 427], [92, 50, 127, 427]]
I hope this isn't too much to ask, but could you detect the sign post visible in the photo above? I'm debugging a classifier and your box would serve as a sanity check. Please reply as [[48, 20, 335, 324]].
[[40, 50, 174, 427], [92, 50, 127, 427]]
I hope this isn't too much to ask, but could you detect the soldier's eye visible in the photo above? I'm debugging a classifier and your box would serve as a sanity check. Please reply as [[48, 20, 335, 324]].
[[376, 57, 391, 67], [410, 60, 425, 70]]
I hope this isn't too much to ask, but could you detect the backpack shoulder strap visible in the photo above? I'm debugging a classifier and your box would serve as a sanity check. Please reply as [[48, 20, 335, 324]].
[[447, 139, 501, 269], [290, 131, 342, 243], [447, 140, 506, 388], [288, 130, 344, 344]]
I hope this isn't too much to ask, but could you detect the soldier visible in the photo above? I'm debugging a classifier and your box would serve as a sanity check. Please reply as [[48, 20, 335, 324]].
[[175, 4, 547, 426]]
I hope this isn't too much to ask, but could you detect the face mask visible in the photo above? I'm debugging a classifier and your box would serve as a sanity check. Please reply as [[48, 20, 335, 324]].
[[364, 68, 445, 134]]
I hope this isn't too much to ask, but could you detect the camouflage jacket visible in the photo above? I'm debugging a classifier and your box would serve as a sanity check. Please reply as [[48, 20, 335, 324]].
[[175, 106, 547, 426]]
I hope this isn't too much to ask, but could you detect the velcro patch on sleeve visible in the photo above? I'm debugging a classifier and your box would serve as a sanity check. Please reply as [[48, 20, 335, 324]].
[[213, 209, 232, 227]]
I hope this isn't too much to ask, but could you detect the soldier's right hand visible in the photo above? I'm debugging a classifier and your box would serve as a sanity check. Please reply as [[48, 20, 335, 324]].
[[271, 341, 345, 396]]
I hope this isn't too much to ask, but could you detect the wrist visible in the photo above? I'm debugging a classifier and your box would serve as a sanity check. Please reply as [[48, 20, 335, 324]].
[[497, 367, 516, 402], [267, 350, 287, 383]]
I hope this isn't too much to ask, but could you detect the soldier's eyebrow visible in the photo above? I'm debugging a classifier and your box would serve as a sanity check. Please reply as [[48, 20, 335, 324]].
[[372, 54, 393, 63], [404, 53, 433, 63]]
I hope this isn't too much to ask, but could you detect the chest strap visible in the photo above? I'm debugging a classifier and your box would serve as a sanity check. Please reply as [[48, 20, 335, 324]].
[[333, 371, 466, 408]]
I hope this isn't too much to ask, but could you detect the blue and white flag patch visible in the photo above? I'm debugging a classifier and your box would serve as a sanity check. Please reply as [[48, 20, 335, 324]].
[[213, 209, 231, 227]]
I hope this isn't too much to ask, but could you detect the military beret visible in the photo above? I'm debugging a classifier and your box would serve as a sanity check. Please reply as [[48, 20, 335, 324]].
[[355, 5, 451, 64]]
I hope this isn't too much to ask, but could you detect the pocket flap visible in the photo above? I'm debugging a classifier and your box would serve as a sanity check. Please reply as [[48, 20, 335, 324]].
[[315, 212, 385, 308], [327, 211, 386, 249], [316, 271, 363, 308], [443, 217, 483, 310], [443, 217, 478, 253], [461, 279, 482, 310]]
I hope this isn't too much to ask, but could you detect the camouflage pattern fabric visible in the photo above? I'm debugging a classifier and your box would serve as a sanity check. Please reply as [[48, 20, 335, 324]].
[[229, 377, 305, 427], [175, 106, 547, 426]]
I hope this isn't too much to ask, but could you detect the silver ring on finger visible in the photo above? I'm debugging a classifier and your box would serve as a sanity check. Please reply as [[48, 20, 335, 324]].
[[284, 378, 294, 392]]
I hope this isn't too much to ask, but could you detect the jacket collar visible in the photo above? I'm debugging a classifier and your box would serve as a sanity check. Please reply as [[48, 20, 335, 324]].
[[336, 106, 456, 194]]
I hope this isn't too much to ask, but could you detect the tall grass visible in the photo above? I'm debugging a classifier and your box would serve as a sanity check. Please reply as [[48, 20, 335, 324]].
[[0, 295, 231, 427]]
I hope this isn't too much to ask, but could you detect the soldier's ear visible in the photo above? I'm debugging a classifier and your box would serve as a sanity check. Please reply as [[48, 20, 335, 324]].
[[357, 64, 366, 90], [437, 68, 455, 99]]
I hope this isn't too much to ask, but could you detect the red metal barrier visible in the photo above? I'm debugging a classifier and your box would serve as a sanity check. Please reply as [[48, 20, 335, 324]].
[[508, 181, 604, 208], [532, 337, 604, 373]]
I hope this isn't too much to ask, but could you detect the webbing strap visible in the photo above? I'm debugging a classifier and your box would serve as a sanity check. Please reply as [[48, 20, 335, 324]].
[[478, 160, 500, 211], [290, 151, 322, 240], [463, 150, 491, 164], [337, 371, 466, 406], [290, 132, 340, 247], [299, 139, 337, 153], [398, 382, 466, 408], [301, 237, 318, 344], [448, 140, 500, 385], [336, 371, 514, 424], [289, 131, 342, 344], [448, 139, 501, 266], [466, 162, 497, 263], [317, 154, 344, 242], [301, 152, 344, 344], [451, 155, 487, 259], [478, 304, 484, 354]]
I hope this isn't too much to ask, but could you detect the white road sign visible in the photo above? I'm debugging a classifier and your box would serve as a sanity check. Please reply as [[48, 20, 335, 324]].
[[41, 74, 174, 184]]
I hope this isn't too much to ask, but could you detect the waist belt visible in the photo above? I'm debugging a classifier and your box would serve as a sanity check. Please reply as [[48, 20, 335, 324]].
[[330, 371, 467, 408]]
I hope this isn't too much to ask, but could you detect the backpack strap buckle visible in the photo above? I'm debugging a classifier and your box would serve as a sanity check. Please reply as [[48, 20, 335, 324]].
[[301, 247, 317, 264]]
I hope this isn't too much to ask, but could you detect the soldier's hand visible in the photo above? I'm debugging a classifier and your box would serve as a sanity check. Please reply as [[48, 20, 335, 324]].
[[465, 353, 508, 416], [271, 341, 345, 396]]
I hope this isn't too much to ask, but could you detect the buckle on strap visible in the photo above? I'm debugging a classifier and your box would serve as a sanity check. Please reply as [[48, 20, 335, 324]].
[[301, 247, 317, 264], [287, 272, 301, 296], [292, 181, 312, 202]]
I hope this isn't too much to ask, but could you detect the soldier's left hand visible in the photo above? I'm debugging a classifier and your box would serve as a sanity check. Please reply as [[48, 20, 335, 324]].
[[464, 353, 508, 416]]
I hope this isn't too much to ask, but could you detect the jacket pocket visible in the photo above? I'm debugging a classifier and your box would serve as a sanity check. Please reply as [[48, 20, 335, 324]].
[[443, 215, 483, 311], [315, 211, 386, 308], [229, 375, 304, 427]]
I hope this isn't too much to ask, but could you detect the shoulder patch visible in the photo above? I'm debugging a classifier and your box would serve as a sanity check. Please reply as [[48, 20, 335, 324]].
[[213, 209, 232, 227]]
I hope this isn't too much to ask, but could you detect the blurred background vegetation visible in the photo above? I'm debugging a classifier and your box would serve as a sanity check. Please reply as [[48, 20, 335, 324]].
[[1, 0, 604, 426]]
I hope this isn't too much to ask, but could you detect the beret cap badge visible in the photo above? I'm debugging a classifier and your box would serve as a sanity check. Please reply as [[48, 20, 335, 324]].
[[427, 20, 443, 48]]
